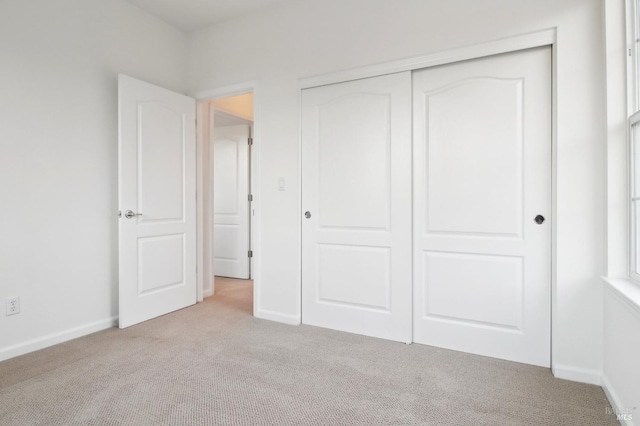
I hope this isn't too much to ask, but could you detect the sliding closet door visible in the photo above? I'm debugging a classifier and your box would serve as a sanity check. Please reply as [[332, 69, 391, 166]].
[[412, 47, 552, 366], [301, 72, 412, 343]]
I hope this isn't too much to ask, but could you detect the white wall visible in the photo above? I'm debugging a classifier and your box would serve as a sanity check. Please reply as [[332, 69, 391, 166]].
[[187, 0, 607, 380], [0, 0, 187, 360]]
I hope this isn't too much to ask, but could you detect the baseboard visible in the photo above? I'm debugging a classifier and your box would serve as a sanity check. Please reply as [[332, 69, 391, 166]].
[[255, 309, 300, 325], [552, 364, 602, 386], [203, 289, 214, 298], [0, 316, 118, 362], [603, 375, 637, 426]]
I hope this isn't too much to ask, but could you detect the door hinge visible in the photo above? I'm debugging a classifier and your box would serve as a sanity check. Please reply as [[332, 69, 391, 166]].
[[248, 194, 253, 202], [248, 137, 253, 146], [248, 250, 253, 258]]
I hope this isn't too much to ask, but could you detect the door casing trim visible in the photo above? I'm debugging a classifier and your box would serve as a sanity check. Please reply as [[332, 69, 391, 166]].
[[193, 81, 259, 317]]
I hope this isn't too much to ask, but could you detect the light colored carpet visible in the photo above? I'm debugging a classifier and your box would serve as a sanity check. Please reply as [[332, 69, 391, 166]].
[[0, 278, 617, 425]]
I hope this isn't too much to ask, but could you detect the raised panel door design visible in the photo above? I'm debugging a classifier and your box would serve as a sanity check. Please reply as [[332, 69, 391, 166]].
[[423, 252, 523, 330], [214, 225, 239, 260], [413, 47, 551, 367], [302, 72, 412, 343], [118, 75, 196, 328], [425, 78, 523, 237], [138, 234, 185, 295], [317, 94, 391, 230], [213, 138, 239, 215], [213, 124, 250, 279], [138, 102, 185, 223]]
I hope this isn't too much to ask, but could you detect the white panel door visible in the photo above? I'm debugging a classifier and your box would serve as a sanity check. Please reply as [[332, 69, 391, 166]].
[[302, 72, 412, 343], [412, 47, 551, 366], [118, 75, 197, 328], [213, 124, 250, 279]]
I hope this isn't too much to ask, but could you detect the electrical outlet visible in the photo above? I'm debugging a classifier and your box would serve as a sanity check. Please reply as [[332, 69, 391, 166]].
[[6, 297, 20, 316]]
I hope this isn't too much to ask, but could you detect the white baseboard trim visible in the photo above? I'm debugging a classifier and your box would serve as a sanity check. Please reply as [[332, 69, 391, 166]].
[[203, 289, 214, 298], [603, 375, 637, 426], [0, 316, 118, 362], [255, 309, 300, 325], [552, 364, 602, 386]]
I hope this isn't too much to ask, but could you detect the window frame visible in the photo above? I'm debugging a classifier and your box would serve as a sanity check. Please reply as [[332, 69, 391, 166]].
[[628, 0, 640, 282], [629, 111, 640, 281], [632, 0, 640, 111]]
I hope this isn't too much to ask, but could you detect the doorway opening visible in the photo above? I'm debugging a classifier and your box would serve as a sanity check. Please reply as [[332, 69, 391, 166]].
[[199, 92, 254, 315]]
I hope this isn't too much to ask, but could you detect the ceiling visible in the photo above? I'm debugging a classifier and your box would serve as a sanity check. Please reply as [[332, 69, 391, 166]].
[[126, 0, 294, 32]]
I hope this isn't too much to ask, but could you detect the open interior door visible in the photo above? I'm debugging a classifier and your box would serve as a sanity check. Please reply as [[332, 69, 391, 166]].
[[118, 75, 197, 328]]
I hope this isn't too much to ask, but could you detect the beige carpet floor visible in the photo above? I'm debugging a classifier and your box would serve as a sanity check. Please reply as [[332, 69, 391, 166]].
[[0, 278, 618, 425]]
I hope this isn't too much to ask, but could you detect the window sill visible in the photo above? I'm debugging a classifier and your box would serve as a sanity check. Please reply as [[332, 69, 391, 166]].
[[602, 277, 640, 318]]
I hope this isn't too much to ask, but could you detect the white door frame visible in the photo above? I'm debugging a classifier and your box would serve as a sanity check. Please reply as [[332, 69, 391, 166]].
[[298, 28, 558, 366], [193, 82, 258, 313]]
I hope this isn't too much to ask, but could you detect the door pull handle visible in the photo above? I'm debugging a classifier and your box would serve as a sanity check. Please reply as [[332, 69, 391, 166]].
[[124, 210, 143, 219]]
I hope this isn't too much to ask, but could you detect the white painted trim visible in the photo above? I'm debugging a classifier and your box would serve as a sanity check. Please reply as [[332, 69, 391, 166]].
[[627, 0, 638, 115], [296, 72, 303, 323], [193, 81, 260, 315], [196, 102, 206, 303], [299, 28, 556, 89], [630, 111, 640, 282], [604, 0, 630, 287], [552, 364, 603, 385], [603, 374, 637, 426], [550, 36, 560, 382], [203, 289, 214, 298], [207, 104, 216, 295], [256, 309, 301, 325], [603, 276, 640, 320], [0, 317, 118, 362], [193, 81, 258, 101]]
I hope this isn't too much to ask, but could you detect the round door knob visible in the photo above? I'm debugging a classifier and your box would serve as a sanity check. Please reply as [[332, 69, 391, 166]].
[[305, 211, 311, 219], [534, 215, 545, 224]]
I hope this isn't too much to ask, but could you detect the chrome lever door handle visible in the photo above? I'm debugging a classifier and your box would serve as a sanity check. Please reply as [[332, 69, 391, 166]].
[[124, 210, 142, 219]]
